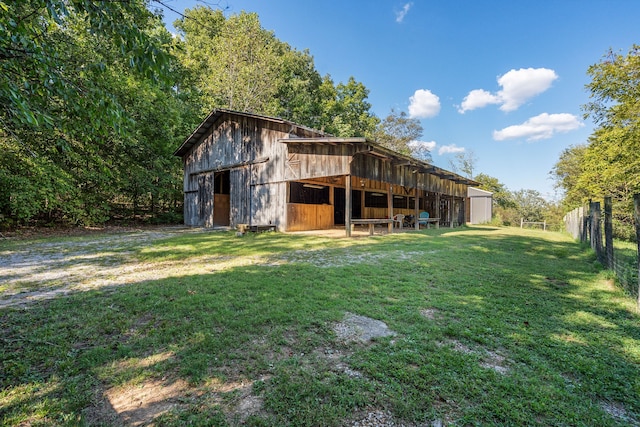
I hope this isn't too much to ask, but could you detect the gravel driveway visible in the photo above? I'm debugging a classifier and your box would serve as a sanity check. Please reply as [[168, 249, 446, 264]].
[[0, 226, 217, 308]]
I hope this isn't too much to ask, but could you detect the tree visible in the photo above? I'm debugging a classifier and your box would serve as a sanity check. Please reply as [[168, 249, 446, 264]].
[[512, 189, 548, 222], [548, 44, 640, 238], [0, 0, 182, 226], [1, 0, 170, 135], [320, 76, 379, 137], [551, 144, 590, 208], [374, 109, 423, 156], [175, 8, 284, 115], [449, 150, 477, 179], [474, 173, 515, 209]]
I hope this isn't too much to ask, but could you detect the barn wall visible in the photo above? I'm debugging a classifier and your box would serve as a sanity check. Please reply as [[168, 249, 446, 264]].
[[249, 181, 287, 229], [182, 114, 300, 228], [285, 144, 351, 181]]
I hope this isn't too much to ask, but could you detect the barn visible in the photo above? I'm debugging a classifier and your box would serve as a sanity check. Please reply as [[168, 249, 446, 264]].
[[174, 109, 479, 235]]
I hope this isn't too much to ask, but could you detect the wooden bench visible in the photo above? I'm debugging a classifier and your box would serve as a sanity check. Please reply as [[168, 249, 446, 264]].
[[419, 218, 440, 229], [350, 218, 393, 236]]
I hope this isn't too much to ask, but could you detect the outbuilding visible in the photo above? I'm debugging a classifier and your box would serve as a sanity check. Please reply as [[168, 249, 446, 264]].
[[174, 109, 478, 235], [466, 187, 493, 224]]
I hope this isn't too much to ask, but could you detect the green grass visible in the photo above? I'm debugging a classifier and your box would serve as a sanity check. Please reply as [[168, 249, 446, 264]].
[[1, 226, 639, 426]]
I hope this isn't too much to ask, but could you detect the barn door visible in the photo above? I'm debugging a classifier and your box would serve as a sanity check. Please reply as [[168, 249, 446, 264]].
[[213, 171, 230, 226], [197, 173, 214, 227]]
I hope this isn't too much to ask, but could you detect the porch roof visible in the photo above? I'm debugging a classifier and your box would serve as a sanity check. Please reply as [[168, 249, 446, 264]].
[[279, 137, 479, 186]]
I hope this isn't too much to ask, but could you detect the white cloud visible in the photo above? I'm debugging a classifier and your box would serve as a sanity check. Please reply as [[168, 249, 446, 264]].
[[497, 68, 558, 112], [438, 144, 465, 155], [458, 68, 558, 113], [493, 113, 584, 141], [395, 3, 413, 23], [458, 89, 501, 113], [408, 89, 441, 118], [407, 140, 437, 151]]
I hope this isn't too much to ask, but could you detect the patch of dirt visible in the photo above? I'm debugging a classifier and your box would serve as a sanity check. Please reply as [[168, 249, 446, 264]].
[[350, 409, 443, 427], [420, 308, 441, 320], [106, 378, 191, 426], [439, 339, 511, 375], [334, 312, 397, 343], [600, 400, 638, 425], [276, 249, 433, 268]]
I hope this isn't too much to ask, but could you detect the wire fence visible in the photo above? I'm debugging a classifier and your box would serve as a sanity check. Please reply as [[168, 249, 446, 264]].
[[564, 195, 640, 308]]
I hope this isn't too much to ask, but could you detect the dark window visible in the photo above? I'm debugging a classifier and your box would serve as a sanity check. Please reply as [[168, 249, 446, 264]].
[[393, 195, 407, 209], [365, 191, 388, 208], [214, 170, 230, 194], [289, 182, 330, 205]]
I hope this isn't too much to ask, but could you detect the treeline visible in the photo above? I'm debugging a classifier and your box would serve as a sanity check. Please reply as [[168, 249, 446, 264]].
[[1, 2, 423, 228], [552, 45, 640, 240]]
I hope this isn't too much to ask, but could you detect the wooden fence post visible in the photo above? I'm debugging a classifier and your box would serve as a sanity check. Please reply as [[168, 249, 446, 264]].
[[591, 201, 604, 264], [634, 194, 640, 308], [604, 196, 614, 269], [581, 206, 588, 243]]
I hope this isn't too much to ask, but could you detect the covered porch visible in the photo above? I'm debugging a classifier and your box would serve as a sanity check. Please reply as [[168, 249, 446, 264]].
[[280, 137, 476, 236]]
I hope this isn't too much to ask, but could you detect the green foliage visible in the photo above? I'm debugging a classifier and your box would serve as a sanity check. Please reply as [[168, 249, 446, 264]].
[[0, 3, 383, 228], [551, 144, 590, 208], [174, 7, 379, 138], [320, 76, 379, 137], [553, 45, 640, 238], [374, 108, 425, 158], [474, 173, 515, 210], [0, 0, 190, 226], [448, 150, 477, 179], [511, 189, 548, 222]]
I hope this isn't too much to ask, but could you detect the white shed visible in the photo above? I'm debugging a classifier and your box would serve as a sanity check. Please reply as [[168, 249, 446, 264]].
[[467, 187, 493, 224]]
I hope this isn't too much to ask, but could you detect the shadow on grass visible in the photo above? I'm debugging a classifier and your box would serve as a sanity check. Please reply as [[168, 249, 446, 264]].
[[1, 227, 639, 425]]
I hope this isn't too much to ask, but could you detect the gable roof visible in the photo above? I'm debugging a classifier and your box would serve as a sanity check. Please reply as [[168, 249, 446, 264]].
[[173, 109, 329, 157]]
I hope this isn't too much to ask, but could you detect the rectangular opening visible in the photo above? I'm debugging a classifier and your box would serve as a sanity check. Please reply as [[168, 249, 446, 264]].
[[289, 181, 330, 205], [365, 191, 388, 208]]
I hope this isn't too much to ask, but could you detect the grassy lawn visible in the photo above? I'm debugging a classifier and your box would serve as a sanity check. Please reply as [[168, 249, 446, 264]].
[[1, 226, 639, 426]]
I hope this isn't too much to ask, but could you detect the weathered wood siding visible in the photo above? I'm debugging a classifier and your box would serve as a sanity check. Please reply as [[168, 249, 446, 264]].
[[251, 182, 287, 228], [287, 203, 333, 231], [182, 114, 294, 228], [285, 144, 351, 181]]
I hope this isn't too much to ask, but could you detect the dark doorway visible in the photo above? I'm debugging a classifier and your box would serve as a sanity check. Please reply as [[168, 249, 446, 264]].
[[334, 187, 345, 225], [335, 188, 362, 224], [351, 189, 362, 219]]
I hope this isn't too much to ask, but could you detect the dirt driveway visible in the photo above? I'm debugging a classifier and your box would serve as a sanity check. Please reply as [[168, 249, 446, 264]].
[[0, 226, 220, 308]]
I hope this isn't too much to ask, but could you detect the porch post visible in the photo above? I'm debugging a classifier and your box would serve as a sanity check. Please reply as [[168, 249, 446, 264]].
[[450, 195, 455, 228], [415, 189, 420, 230], [388, 184, 394, 233], [345, 174, 352, 237]]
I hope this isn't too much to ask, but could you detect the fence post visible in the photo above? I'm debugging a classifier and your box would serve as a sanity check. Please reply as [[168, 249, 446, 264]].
[[604, 196, 614, 269], [591, 201, 604, 264], [634, 194, 640, 308], [580, 206, 587, 243]]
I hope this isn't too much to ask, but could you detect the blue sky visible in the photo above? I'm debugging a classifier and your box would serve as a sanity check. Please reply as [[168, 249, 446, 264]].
[[154, 0, 640, 200]]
